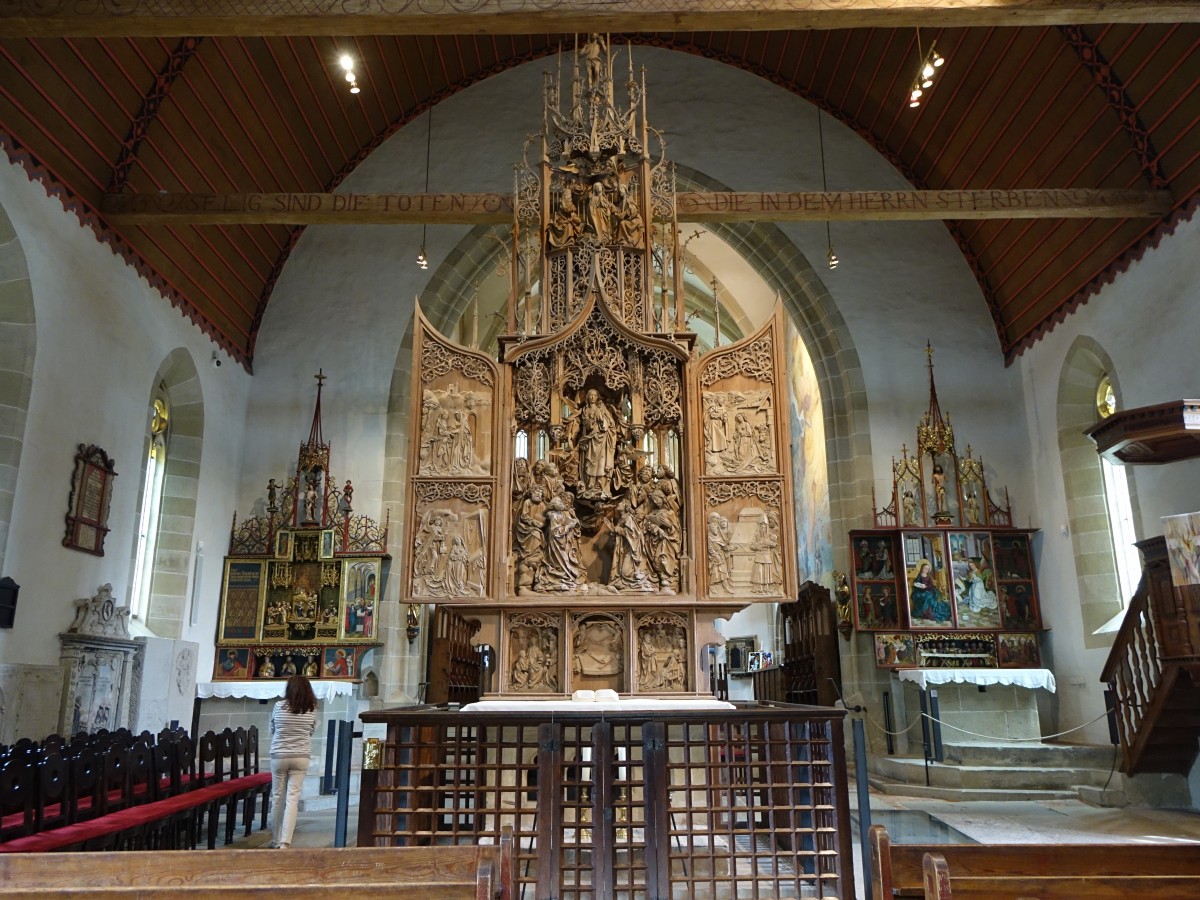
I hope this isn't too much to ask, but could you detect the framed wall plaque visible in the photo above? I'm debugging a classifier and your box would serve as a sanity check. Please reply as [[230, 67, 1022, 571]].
[[63, 444, 117, 556]]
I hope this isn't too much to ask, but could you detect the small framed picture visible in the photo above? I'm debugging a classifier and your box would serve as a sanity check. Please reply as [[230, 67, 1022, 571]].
[[275, 529, 292, 559], [747, 651, 764, 672], [725, 636, 757, 674], [319, 529, 336, 560]]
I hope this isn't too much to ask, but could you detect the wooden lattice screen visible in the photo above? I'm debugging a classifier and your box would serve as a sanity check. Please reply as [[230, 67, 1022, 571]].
[[359, 704, 854, 899]]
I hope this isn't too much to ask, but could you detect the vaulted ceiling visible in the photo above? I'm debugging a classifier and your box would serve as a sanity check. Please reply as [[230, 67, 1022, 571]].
[[1, 6, 1197, 369]]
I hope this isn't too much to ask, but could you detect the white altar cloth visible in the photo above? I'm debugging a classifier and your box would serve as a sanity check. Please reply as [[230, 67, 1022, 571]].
[[460, 699, 736, 713], [898, 668, 1056, 693], [196, 680, 355, 701]]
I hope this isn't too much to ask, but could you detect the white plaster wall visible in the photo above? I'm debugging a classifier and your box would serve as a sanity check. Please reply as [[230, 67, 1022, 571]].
[[243, 47, 1030, 596], [0, 160, 253, 713], [1017, 212, 1200, 744]]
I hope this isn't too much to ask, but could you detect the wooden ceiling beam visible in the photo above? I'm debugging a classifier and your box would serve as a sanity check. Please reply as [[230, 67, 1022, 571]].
[[4, 2, 1200, 38], [100, 188, 1173, 225]]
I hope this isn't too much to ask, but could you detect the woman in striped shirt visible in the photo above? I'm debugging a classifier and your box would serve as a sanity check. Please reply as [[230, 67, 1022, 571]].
[[270, 674, 318, 849]]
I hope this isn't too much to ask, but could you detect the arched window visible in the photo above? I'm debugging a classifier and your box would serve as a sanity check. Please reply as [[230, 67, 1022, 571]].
[[1056, 339, 1140, 644], [1096, 376, 1141, 603], [131, 395, 169, 621], [514, 428, 529, 460]]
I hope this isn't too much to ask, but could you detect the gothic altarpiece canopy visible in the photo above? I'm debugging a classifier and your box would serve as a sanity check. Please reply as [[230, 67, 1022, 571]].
[[403, 36, 799, 697]]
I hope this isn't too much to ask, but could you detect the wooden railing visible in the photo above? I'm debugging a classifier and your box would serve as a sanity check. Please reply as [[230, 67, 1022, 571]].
[[1100, 572, 1162, 772], [360, 702, 855, 899], [1100, 536, 1200, 774]]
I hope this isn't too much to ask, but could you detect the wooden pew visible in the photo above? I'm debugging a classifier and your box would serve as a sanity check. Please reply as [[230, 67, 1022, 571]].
[[870, 824, 1200, 899], [0, 830, 514, 900], [922, 851, 1200, 899]]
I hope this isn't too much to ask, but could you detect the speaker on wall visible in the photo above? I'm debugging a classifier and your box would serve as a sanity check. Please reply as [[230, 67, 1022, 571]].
[[0, 576, 19, 628]]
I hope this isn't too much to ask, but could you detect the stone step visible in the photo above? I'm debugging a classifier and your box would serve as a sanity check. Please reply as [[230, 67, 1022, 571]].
[[940, 741, 1118, 770], [875, 756, 1112, 791], [867, 775, 1077, 803]]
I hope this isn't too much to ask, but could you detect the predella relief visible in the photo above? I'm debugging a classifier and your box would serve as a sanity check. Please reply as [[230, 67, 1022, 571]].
[[511, 385, 683, 597]]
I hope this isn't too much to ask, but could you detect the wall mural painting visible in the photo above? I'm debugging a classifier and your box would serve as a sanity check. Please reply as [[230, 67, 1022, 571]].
[[786, 320, 832, 584]]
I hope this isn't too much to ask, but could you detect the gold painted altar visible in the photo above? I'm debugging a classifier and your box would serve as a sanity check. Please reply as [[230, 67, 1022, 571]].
[[212, 374, 389, 680], [403, 36, 799, 696]]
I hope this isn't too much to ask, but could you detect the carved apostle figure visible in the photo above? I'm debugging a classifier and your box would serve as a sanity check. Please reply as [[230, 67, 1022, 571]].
[[514, 485, 548, 594], [537, 496, 586, 592], [609, 498, 653, 592], [704, 396, 728, 455], [643, 490, 682, 593], [750, 511, 783, 595], [548, 185, 582, 249], [572, 619, 622, 677], [706, 512, 735, 594], [577, 388, 618, 498], [614, 182, 644, 246]]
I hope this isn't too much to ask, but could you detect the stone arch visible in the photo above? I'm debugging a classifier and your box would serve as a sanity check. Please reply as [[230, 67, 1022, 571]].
[[0, 202, 35, 574], [1056, 334, 1137, 648], [377, 171, 872, 699], [131, 348, 205, 639]]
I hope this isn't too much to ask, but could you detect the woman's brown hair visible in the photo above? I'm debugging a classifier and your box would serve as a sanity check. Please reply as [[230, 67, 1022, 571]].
[[284, 674, 318, 714]]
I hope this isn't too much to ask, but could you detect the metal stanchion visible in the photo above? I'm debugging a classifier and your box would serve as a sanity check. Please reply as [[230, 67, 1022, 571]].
[[321, 719, 338, 794], [853, 717, 874, 900], [333, 719, 355, 847]]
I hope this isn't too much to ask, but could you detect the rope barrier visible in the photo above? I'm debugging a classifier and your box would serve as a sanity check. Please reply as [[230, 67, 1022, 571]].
[[857, 707, 1115, 743]]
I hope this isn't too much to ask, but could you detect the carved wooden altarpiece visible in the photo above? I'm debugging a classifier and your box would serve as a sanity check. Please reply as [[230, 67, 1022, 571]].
[[404, 35, 798, 696], [212, 374, 389, 680]]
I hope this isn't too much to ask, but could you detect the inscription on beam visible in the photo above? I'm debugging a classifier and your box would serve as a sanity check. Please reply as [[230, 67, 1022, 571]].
[[675, 189, 1173, 221], [101, 188, 1172, 226], [101, 192, 514, 225]]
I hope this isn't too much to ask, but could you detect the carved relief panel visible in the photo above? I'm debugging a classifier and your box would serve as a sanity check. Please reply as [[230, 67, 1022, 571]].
[[693, 307, 797, 602], [404, 306, 501, 604], [568, 611, 627, 694], [634, 612, 689, 692], [506, 611, 562, 694]]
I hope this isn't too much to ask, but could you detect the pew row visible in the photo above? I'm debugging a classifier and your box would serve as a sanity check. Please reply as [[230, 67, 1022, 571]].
[[0, 831, 514, 900], [869, 824, 1200, 899], [922, 851, 1200, 899]]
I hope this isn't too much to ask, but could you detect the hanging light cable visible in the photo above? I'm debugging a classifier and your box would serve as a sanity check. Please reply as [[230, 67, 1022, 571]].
[[416, 105, 432, 270], [818, 109, 838, 270]]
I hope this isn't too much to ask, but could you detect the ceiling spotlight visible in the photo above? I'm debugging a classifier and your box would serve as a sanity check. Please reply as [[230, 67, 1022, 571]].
[[344, 71, 355, 83], [827, 247, 839, 270], [339, 54, 354, 72], [908, 37, 946, 110], [349, 81, 360, 95]]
